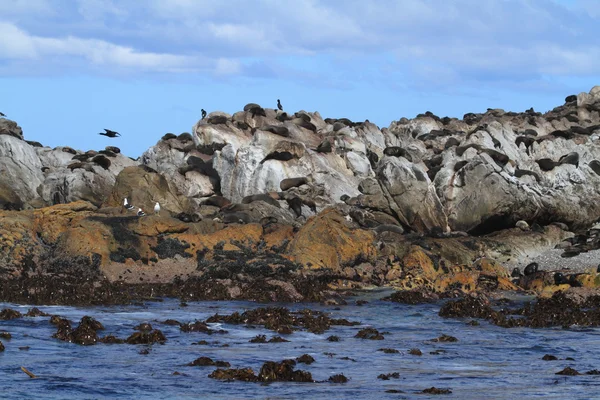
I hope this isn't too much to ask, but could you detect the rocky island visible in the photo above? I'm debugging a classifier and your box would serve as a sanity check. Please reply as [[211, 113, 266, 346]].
[[2, 86, 600, 309]]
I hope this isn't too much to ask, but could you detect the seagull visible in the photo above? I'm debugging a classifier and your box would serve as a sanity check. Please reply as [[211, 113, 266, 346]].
[[137, 208, 146, 217], [154, 202, 160, 215], [277, 99, 283, 111], [201, 109, 207, 119], [123, 198, 135, 211], [99, 129, 121, 138]]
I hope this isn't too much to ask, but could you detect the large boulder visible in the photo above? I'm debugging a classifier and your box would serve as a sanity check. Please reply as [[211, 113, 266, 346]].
[[0, 135, 44, 208]]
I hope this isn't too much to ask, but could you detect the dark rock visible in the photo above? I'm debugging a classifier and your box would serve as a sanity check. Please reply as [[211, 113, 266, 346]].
[[378, 348, 399, 354], [125, 330, 167, 344], [542, 354, 558, 361], [296, 354, 315, 364], [0, 332, 11, 340], [355, 327, 384, 340], [258, 360, 313, 382], [431, 334, 458, 342], [422, 387, 452, 394], [556, 367, 580, 376], [25, 307, 50, 317], [328, 374, 348, 383], [408, 348, 422, 356], [378, 372, 400, 380], [0, 308, 22, 320], [209, 368, 258, 381]]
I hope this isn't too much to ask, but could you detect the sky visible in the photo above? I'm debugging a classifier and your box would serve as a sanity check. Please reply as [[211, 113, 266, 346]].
[[1, 0, 599, 157]]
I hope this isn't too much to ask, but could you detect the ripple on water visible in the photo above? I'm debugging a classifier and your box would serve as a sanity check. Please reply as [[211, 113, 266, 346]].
[[2, 298, 600, 399]]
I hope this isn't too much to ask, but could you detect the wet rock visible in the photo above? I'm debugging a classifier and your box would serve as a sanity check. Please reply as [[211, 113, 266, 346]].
[[71, 316, 104, 345], [258, 360, 313, 382], [378, 372, 400, 380], [180, 321, 227, 334], [134, 323, 153, 332], [408, 348, 422, 356], [0, 332, 11, 340], [99, 335, 125, 344], [354, 327, 384, 340], [0, 341, 4, 351], [378, 348, 399, 354], [208, 368, 258, 382], [385, 290, 438, 304], [125, 329, 167, 344], [25, 307, 50, 317], [328, 374, 348, 383], [556, 367, 580, 376], [422, 387, 452, 394], [327, 335, 340, 342], [586, 369, 600, 375], [0, 308, 22, 320], [431, 334, 458, 342], [250, 334, 267, 343], [188, 356, 230, 368], [296, 354, 315, 364], [162, 319, 181, 326], [543, 354, 558, 361]]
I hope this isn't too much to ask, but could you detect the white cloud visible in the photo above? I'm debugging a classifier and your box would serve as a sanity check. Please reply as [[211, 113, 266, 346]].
[[0, 21, 204, 73]]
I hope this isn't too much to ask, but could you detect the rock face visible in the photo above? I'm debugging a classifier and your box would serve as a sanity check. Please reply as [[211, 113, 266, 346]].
[[4, 86, 600, 234]]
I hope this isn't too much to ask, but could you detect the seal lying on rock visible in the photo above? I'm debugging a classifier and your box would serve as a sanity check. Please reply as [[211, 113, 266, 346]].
[[242, 194, 281, 208], [280, 177, 309, 191]]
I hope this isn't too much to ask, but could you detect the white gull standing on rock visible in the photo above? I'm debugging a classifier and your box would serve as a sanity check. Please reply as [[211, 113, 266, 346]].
[[154, 202, 160, 215], [124, 198, 134, 211]]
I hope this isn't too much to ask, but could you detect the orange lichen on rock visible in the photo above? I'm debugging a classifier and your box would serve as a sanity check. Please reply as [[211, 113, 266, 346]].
[[288, 208, 377, 270]]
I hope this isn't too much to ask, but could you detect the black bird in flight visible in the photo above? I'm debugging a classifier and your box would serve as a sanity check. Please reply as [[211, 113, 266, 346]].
[[99, 128, 121, 138], [277, 99, 283, 111], [0, 112, 5, 117], [201, 109, 207, 119]]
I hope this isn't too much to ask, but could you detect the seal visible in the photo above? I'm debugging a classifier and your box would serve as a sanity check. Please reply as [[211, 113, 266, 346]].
[[366, 149, 379, 168], [536, 158, 557, 172], [316, 140, 332, 153], [207, 115, 228, 125], [202, 195, 231, 209], [263, 125, 290, 137], [280, 177, 308, 191], [105, 146, 120, 154], [373, 224, 404, 235], [260, 151, 294, 164], [383, 146, 412, 161], [241, 194, 281, 208], [453, 160, 468, 172], [286, 196, 303, 217], [222, 211, 251, 224], [91, 155, 111, 170], [162, 133, 177, 141], [559, 152, 579, 168], [99, 149, 117, 157], [178, 132, 193, 142]]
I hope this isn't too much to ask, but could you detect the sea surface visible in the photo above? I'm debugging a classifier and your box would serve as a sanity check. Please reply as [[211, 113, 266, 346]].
[[1, 290, 599, 399]]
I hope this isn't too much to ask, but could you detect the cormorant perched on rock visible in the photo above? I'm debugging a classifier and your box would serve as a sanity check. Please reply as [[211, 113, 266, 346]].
[[277, 99, 283, 111], [201, 109, 207, 119], [99, 129, 121, 138], [137, 208, 146, 217]]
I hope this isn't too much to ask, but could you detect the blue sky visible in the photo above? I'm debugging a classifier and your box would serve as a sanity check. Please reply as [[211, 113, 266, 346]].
[[1, 0, 599, 157]]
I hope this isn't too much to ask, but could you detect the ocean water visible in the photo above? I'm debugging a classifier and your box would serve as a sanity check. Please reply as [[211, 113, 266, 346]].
[[1, 290, 599, 399]]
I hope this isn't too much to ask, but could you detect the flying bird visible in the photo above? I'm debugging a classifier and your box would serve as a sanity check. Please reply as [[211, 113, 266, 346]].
[[123, 198, 135, 211], [137, 208, 146, 217], [277, 99, 283, 111], [154, 202, 160, 215], [0, 112, 5, 117], [201, 109, 207, 119], [99, 129, 121, 138]]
